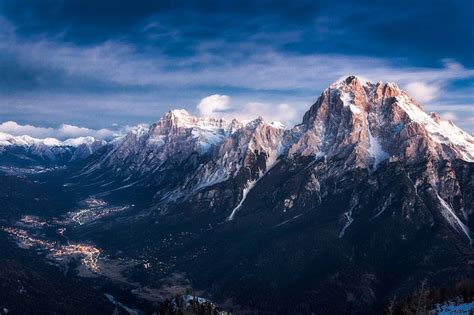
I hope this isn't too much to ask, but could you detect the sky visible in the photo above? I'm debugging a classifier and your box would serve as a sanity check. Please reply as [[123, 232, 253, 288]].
[[0, 0, 473, 139]]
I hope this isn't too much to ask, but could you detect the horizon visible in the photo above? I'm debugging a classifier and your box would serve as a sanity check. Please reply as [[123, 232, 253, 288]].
[[1, 75, 473, 141]]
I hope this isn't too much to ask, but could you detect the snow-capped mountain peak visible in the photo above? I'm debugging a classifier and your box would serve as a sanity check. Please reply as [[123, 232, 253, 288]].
[[74, 77, 474, 190], [329, 75, 371, 89], [0, 132, 100, 148], [161, 109, 231, 130], [3, 77, 473, 172], [394, 93, 474, 162], [291, 76, 474, 166], [93, 109, 286, 180], [62, 136, 98, 147], [0, 132, 107, 166]]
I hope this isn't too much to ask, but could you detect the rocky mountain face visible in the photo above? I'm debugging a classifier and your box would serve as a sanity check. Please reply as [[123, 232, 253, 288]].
[[72, 108, 286, 207], [282, 76, 473, 241], [0, 133, 106, 168], [2, 76, 474, 313], [71, 76, 473, 235], [289, 76, 473, 163]]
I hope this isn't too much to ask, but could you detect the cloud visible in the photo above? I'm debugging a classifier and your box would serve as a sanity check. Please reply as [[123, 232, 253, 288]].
[[440, 111, 458, 121], [405, 81, 440, 103], [228, 102, 299, 126], [197, 94, 230, 116], [57, 124, 117, 139], [1, 15, 473, 95], [0, 121, 117, 140], [429, 106, 474, 132], [195, 95, 301, 126], [0, 14, 473, 132]]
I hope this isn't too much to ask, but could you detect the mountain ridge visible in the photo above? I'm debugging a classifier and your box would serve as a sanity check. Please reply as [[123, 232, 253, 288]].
[[0, 132, 107, 167], [2, 76, 472, 168], [1, 76, 474, 313], [58, 76, 474, 246]]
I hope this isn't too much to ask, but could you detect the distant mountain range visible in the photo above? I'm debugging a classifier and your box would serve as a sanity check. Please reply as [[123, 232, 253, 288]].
[[1, 76, 473, 313], [0, 132, 106, 167]]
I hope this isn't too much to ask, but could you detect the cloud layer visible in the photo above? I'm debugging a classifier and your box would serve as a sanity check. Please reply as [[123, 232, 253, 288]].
[[197, 95, 231, 117], [0, 1, 473, 132], [196, 94, 299, 126], [405, 82, 440, 103], [0, 121, 117, 140]]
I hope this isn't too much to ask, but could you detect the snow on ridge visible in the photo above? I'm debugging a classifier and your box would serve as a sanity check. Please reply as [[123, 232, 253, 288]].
[[129, 124, 150, 137], [330, 75, 371, 88], [151, 109, 235, 153], [0, 131, 101, 147], [63, 136, 98, 147], [169, 109, 191, 119], [165, 109, 231, 130], [395, 95, 474, 162], [270, 121, 286, 129], [244, 116, 288, 131], [162, 110, 285, 153]]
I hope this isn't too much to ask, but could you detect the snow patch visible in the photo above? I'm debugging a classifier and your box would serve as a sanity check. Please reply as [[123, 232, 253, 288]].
[[227, 179, 257, 221], [396, 95, 474, 162], [433, 299, 474, 315], [366, 117, 389, 168], [350, 105, 361, 114], [340, 92, 361, 115], [283, 198, 294, 209], [437, 194, 471, 243], [192, 129, 226, 153], [339, 208, 354, 238], [63, 136, 97, 147], [270, 121, 286, 129], [341, 92, 351, 107]]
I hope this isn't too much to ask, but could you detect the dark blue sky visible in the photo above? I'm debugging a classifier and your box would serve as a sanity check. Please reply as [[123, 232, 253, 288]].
[[0, 0, 473, 137]]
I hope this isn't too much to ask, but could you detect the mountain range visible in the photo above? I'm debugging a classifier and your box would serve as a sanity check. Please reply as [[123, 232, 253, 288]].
[[1, 76, 473, 314]]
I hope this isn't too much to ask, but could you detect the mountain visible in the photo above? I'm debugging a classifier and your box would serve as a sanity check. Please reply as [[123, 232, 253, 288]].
[[0, 132, 106, 169], [290, 76, 473, 163], [1, 76, 474, 313], [68, 109, 286, 205], [69, 76, 474, 231]]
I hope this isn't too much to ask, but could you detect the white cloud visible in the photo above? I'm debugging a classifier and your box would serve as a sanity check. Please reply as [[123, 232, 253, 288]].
[[440, 111, 458, 121], [197, 94, 230, 116], [57, 124, 116, 139], [228, 102, 299, 126], [0, 17, 473, 132], [0, 121, 50, 138], [2, 21, 473, 94], [0, 121, 117, 140], [405, 81, 440, 103], [196, 95, 301, 126]]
